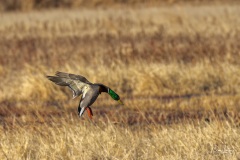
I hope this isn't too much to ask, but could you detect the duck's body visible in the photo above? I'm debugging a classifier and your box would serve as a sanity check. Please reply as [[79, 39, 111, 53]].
[[78, 84, 100, 117], [46, 71, 123, 119]]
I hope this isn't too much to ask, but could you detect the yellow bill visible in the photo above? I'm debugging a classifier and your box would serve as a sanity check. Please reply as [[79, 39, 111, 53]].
[[118, 99, 124, 105]]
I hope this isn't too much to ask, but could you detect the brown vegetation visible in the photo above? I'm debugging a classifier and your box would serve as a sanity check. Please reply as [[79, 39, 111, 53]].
[[0, 3, 240, 159], [0, 0, 239, 11]]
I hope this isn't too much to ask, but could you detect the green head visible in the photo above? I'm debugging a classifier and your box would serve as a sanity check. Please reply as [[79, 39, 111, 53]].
[[108, 89, 123, 105]]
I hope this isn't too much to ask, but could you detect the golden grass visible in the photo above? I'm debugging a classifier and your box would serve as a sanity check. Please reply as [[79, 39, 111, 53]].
[[1, 120, 240, 159], [1, 4, 240, 159], [1, 0, 239, 11]]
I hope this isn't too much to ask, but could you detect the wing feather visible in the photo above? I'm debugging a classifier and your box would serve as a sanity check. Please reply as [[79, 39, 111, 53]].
[[55, 71, 92, 84], [46, 71, 92, 98]]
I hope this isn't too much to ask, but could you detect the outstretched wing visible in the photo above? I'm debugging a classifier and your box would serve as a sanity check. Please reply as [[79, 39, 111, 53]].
[[46, 71, 92, 98]]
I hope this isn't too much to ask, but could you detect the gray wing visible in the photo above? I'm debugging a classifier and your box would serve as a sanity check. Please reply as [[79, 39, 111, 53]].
[[46, 71, 92, 99]]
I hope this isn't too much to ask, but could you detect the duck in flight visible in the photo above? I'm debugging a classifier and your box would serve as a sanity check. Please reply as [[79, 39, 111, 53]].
[[46, 71, 123, 119]]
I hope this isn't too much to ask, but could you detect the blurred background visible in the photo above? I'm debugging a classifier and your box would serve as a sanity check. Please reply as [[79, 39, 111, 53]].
[[0, 0, 240, 159], [1, 0, 240, 118], [0, 0, 240, 123]]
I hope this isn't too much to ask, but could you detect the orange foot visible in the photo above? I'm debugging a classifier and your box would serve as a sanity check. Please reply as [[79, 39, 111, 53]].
[[86, 107, 93, 119]]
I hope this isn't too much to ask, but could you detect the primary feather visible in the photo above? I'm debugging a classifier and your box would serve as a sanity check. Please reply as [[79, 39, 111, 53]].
[[46, 71, 92, 99]]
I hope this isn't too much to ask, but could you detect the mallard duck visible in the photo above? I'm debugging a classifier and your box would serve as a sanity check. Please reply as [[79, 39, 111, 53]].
[[46, 71, 123, 119]]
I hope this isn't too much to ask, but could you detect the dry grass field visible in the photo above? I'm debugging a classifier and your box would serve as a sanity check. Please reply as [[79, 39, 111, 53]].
[[1, 2, 240, 160]]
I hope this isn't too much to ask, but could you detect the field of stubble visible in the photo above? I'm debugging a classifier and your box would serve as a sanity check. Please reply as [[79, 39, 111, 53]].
[[1, 3, 240, 160]]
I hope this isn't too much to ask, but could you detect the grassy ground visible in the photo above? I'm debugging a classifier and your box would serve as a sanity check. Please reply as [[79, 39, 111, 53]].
[[0, 3, 240, 160], [1, 0, 239, 11], [1, 120, 240, 159]]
